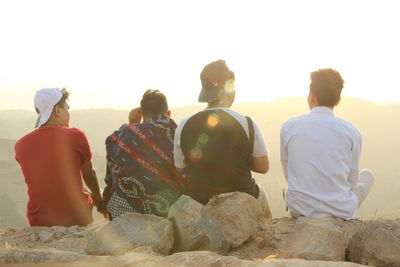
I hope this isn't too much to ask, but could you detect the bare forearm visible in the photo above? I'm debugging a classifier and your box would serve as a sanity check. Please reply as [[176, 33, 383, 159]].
[[81, 161, 102, 201], [84, 169, 102, 200], [251, 156, 269, 174]]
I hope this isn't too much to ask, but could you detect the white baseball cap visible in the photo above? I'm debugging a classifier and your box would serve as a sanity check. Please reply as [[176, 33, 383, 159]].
[[34, 88, 64, 128]]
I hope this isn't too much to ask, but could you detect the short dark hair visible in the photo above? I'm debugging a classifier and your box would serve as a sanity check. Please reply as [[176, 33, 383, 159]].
[[200, 60, 235, 92], [310, 68, 344, 107], [140, 89, 168, 117], [55, 90, 70, 108]]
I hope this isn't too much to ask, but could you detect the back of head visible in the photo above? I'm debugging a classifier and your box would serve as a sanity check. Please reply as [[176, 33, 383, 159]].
[[34, 88, 69, 128], [310, 68, 344, 107], [140, 89, 168, 117], [199, 60, 235, 103]]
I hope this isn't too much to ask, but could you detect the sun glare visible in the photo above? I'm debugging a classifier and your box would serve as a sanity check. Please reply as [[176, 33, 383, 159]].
[[0, 0, 399, 110]]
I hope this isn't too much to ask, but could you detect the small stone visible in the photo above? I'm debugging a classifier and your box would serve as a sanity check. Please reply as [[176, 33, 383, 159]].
[[37, 231, 54, 243], [53, 232, 63, 239]]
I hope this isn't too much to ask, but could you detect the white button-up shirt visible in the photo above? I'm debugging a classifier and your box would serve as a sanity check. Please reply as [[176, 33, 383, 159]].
[[280, 106, 362, 220]]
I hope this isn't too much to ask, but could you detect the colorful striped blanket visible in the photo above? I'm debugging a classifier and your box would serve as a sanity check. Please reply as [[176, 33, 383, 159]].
[[102, 115, 183, 218]]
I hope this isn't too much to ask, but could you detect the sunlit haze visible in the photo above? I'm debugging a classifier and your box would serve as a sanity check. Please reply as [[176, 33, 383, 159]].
[[1, 0, 400, 110]]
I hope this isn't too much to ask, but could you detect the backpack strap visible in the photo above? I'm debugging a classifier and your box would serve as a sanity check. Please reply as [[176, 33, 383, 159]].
[[245, 116, 254, 155], [246, 116, 260, 198]]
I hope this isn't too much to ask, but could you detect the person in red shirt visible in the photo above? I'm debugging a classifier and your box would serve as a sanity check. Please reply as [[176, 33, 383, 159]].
[[15, 88, 103, 227]]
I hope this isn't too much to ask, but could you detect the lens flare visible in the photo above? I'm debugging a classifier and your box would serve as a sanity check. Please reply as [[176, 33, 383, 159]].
[[198, 133, 209, 145], [207, 114, 219, 128], [189, 147, 203, 163], [224, 79, 235, 93]]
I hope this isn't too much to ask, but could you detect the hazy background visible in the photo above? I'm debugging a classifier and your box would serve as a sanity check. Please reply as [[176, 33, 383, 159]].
[[1, 97, 399, 227], [1, 0, 400, 110], [1, 0, 400, 226]]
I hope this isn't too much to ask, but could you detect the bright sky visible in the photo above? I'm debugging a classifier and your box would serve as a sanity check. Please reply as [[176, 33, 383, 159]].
[[1, 0, 400, 110]]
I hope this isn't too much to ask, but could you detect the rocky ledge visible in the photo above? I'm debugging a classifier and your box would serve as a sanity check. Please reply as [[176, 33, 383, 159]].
[[0, 192, 399, 267]]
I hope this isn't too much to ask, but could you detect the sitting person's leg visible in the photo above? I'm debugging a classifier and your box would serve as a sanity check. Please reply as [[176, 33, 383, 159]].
[[352, 169, 375, 206], [257, 186, 273, 219]]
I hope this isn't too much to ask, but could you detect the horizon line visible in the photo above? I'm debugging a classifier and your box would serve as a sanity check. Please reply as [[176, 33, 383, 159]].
[[1, 96, 400, 112]]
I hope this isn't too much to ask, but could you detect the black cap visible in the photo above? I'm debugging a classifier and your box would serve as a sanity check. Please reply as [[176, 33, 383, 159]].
[[198, 60, 235, 103]]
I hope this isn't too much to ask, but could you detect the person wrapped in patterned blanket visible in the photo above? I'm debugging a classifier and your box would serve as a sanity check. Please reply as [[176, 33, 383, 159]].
[[101, 90, 184, 219]]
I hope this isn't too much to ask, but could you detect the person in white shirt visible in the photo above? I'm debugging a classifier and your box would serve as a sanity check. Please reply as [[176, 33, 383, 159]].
[[280, 68, 375, 220]]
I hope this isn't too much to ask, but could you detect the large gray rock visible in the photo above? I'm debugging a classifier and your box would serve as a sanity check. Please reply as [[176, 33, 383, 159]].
[[168, 195, 213, 252], [168, 192, 263, 254], [278, 217, 346, 261], [85, 212, 174, 255], [348, 220, 400, 266], [203, 191, 263, 248]]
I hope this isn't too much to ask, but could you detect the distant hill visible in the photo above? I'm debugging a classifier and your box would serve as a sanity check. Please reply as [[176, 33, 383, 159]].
[[0, 97, 399, 227], [0, 139, 27, 227], [0, 139, 16, 161]]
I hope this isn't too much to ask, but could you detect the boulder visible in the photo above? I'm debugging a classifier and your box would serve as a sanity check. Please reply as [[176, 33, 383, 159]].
[[168, 195, 212, 252], [278, 217, 346, 261], [203, 191, 263, 248], [348, 220, 400, 266], [84, 212, 174, 255], [168, 192, 263, 254], [0, 215, 398, 266]]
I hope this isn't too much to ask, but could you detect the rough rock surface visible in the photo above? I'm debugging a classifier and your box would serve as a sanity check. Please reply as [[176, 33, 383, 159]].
[[277, 217, 346, 261], [37, 231, 54, 243], [169, 192, 263, 254], [204, 192, 263, 248], [85, 212, 174, 256], [0, 198, 399, 266], [0, 249, 367, 267], [347, 220, 400, 266], [168, 195, 212, 252], [0, 248, 95, 264]]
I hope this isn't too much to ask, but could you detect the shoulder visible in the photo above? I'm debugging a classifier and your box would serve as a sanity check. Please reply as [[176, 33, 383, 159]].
[[177, 112, 202, 130], [334, 117, 362, 139], [15, 130, 35, 150], [68, 127, 86, 136], [106, 123, 129, 141], [67, 127, 90, 142], [221, 108, 247, 123], [281, 114, 308, 131]]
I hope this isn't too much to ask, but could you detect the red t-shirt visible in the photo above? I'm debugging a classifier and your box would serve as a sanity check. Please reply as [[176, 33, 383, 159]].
[[15, 126, 94, 226]]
